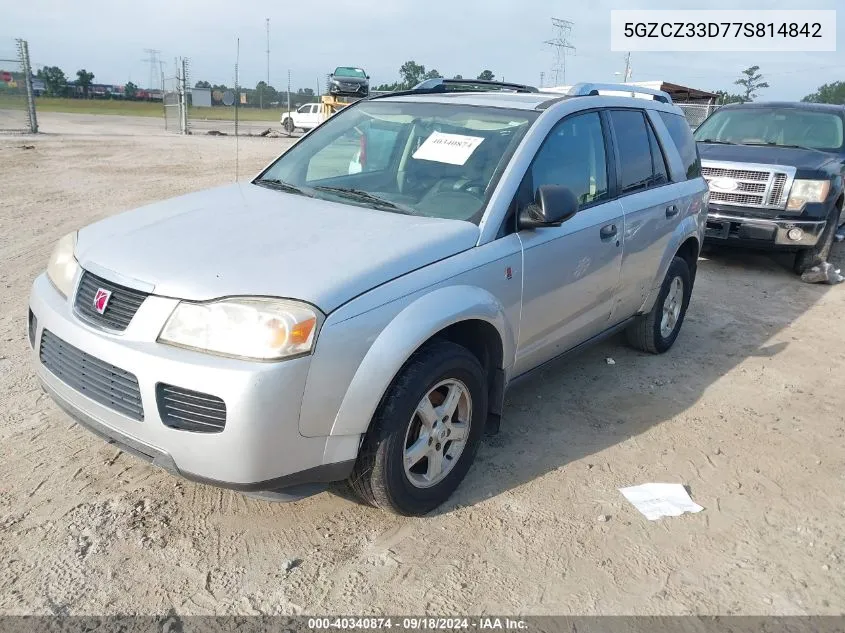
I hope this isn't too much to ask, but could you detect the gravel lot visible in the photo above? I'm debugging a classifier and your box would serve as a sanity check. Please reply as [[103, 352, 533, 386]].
[[1, 112, 844, 616]]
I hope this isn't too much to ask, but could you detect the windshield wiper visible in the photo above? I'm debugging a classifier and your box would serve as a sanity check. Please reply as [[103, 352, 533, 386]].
[[742, 141, 821, 152], [697, 138, 738, 145], [254, 178, 312, 196], [313, 186, 416, 214]]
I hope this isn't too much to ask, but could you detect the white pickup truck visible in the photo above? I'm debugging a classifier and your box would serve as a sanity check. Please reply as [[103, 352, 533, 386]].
[[280, 103, 323, 133]]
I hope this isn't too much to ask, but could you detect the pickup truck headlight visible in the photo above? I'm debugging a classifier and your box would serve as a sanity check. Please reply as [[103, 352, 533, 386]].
[[158, 297, 322, 361], [787, 179, 830, 211], [46, 232, 80, 297]]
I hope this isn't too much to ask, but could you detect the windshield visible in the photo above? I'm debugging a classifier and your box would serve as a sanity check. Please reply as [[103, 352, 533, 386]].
[[334, 67, 366, 78], [255, 100, 538, 223], [694, 107, 844, 151]]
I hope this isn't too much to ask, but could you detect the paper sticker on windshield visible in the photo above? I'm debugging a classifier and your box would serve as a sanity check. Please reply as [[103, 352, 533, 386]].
[[412, 132, 485, 165]]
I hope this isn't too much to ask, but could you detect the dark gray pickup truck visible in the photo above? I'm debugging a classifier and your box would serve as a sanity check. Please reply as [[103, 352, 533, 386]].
[[694, 101, 845, 273]]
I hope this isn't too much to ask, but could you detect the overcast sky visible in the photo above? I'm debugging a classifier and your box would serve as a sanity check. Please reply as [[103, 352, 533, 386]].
[[3, 0, 843, 100]]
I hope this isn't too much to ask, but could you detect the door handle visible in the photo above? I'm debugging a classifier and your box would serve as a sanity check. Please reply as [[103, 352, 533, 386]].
[[666, 205, 679, 218], [600, 224, 617, 240]]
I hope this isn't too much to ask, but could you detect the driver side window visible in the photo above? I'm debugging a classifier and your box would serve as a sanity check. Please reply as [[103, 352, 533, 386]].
[[528, 111, 609, 208]]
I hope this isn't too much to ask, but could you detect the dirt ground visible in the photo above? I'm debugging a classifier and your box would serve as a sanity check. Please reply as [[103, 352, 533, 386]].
[[1, 112, 844, 616]]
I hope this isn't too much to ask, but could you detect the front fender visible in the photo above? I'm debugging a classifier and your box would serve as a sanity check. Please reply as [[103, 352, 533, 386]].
[[329, 285, 514, 437]]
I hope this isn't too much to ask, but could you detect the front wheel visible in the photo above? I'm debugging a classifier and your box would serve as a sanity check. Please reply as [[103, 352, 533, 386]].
[[626, 256, 692, 354], [347, 341, 488, 516], [794, 206, 841, 274]]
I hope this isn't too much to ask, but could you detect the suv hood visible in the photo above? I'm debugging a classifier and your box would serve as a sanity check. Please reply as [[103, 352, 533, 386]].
[[698, 142, 841, 175], [75, 183, 479, 312]]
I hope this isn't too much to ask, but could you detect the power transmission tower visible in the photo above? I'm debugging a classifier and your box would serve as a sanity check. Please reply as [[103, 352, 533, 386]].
[[544, 18, 575, 86], [142, 48, 161, 90], [540, 71, 545, 88], [623, 52, 632, 82]]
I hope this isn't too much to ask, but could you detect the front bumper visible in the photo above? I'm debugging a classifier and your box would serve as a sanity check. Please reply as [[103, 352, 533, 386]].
[[29, 272, 356, 499], [704, 210, 826, 249]]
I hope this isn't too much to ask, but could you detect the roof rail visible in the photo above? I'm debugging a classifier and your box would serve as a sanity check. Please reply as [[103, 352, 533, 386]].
[[411, 78, 539, 94], [568, 82, 672, 104]]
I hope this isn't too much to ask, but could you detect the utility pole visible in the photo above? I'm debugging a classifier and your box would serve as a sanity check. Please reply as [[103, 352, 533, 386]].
[[540, 71, 545, 88], [261, 18, 270, 109], [544, 18, 575, 86]]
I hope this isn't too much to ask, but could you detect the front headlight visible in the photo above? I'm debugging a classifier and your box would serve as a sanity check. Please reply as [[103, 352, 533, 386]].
[[46, 231, 80, 297], [158, 297, 322, 361], [787, 179, 830, 211]]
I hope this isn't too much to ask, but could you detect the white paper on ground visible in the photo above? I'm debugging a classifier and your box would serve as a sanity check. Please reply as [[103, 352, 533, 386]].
[[619, 483, 704, 520], [412, 131, 485, 165]]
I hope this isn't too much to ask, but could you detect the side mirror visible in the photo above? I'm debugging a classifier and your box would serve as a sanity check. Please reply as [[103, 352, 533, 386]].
[[518, 185, 579, 229]]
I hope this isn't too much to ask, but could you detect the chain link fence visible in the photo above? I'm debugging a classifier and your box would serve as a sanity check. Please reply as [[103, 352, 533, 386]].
[[0, 39, 37, 133], [677, 103, 719, 129]]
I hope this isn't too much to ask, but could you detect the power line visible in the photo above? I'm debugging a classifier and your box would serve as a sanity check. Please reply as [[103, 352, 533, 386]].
[[544, 18, 575, 86]]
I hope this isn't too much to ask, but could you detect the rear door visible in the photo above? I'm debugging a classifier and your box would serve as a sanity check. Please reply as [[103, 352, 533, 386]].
[[607, 108, 683, 320], [513, 110, 625, 376]]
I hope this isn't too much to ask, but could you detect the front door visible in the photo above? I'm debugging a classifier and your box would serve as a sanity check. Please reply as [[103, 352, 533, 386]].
[[514, 110, 625, 376]]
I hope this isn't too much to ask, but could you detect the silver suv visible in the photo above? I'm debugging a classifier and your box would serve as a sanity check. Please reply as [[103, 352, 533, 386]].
[[29, 80, 708, 515]]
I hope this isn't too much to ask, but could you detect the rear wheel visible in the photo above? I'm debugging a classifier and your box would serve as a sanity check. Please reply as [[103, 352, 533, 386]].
[[347, 341, 488, 516], [794, 205, 841, 274], [626, 256, 692, 354]]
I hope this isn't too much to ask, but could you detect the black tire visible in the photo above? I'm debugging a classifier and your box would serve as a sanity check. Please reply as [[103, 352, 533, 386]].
[[347, 341, 488, 516], [794, 205, 841, 275], [282, 118, 294, 134], [626, 256, 692, 354]]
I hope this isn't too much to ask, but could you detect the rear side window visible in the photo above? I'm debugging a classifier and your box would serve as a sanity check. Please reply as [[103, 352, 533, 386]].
[[608, 110, 656, 194], [659, 111, 702, 179]]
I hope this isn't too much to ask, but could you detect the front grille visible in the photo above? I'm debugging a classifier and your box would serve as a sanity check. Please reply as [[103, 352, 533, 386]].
[[156, 383, 226, 433], [768, 173, 788, 206], [74, 271, 149, 332], [709, 192, 764, 205], [28, 309, 37, 348], [40, 330, 144, 420], [702, 162, 794, 210], [701, 166, 768, 181]]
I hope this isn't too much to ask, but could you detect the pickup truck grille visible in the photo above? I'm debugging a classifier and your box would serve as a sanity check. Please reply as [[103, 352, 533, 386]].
[[701, 161, 796, 210]]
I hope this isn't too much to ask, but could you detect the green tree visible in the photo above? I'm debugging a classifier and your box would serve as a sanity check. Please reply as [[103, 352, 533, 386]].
[[194, 80, 211, 89], [802, 81, 845, 105], [124, 81, 138, 100], [734, 65, 769, 102], [477, 70, 495, 81], [423, 69, 442, 80], [452, 74, 464, 80], [36, 66, 67, 97], [399, 60, 426, 89], [76, 69, 94, 98], [715, 90, 746, 105]]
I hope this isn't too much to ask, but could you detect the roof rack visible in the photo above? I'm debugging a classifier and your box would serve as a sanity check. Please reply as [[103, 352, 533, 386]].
[[369, 78, 539, 100], [567, 82, 672, 104]]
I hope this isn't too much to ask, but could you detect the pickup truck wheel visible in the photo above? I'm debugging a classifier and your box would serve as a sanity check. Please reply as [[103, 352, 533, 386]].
[[794, 206, 841, 275], [347, 341, 488, 516], [626, 256, 692, 354], [282, 118, 294, 134]]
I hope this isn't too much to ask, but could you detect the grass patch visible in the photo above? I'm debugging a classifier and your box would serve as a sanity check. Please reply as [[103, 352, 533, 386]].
[[29, 98, 282, 121]]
